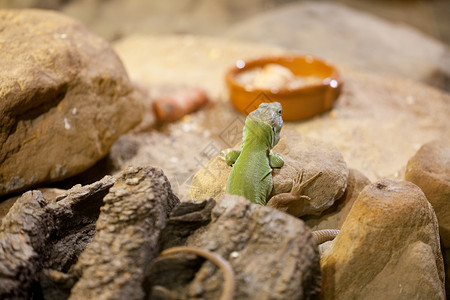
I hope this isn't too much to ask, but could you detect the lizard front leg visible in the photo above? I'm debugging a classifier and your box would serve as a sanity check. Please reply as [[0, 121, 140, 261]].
[[266, 170, 322, 217], [224, 150, 241, 166], [269, 153, 284, 168]]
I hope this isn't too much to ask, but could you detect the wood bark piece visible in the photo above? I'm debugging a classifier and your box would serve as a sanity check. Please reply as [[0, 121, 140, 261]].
[[159, 199, 216, 250], [147, 195, 321, 299], [69, 166, 179, 300], [187, 195, 321, 299], [0, 175, 115, 299], [0, 191, 52, 299]]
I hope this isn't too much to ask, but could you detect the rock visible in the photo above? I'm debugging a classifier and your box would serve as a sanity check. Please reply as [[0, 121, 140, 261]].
[[225, 2, 450, 90], [303, 168, 370, 230], [188, 154, 229, 201], [271, 130, 348, 215], [189, 129, 348, 216], [146, 195, 321, 299], [0, 9, 143, 197], [69, 166, 179, 300], [405, 140, 450, 248], [0, 191, 52, 299], [321, 179, 446, 299]]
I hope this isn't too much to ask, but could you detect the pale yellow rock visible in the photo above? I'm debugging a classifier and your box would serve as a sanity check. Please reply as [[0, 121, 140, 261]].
[[188, 154, 228, 201], [321, 179, 445, 299]]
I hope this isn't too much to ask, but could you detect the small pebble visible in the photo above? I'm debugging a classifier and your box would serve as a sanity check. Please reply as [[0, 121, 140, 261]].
[[125, 178, 139, 186]]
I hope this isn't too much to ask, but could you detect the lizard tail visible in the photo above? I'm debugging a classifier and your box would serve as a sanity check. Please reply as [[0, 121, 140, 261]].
[[312, 229, 340, 244]]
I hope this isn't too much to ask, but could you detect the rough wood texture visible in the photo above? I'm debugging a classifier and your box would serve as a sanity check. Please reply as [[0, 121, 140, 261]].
[[0, 191, 52, 299], [0, 175, 115, 299], [147, 195, 321, 300], [69, 166, 179, 300]]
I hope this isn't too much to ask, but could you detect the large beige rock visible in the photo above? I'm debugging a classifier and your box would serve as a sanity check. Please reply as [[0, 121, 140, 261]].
[[225, 2, 450, 90], [321, 179, 445, 299], [0, 9, 143, 197], [405, 140, 450, 248], [189, 129, 348, 216]]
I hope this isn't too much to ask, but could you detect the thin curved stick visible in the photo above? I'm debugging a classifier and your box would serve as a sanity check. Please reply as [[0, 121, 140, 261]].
[[312, 229, 340, 244], [160, 246, 235, 300]]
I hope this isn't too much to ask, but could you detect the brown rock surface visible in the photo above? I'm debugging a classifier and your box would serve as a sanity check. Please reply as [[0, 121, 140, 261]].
[[0, 9, 143, 197], [69, 166, 179, 300], [304, 168, 371, 230], [189, 129, 349, 216], [321, 179, 445, 299], [405, 139, 450, 248]]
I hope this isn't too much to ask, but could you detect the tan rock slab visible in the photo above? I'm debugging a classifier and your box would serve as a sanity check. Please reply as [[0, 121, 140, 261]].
[[113, 35, 450, 203], [321, 179, 445, 299]]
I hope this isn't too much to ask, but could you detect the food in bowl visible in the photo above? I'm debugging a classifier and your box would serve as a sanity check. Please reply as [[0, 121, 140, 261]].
[[235, 63, 323, 91]]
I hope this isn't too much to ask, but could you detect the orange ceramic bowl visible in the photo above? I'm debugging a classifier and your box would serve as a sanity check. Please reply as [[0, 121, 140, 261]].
[[225, 55, 343, 121]]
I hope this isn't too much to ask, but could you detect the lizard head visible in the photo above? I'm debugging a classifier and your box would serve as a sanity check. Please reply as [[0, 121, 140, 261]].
[[247, 102, 283, 147]]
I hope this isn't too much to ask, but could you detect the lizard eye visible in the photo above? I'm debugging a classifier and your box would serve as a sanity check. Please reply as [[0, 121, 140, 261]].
[[278, 109, 282, 115]]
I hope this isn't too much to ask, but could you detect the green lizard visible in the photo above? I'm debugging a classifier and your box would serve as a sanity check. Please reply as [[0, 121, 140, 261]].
[[225, 102, 323, 216]]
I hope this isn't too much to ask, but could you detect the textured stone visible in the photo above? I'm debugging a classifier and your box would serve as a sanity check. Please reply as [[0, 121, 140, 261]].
[[147, 195, 321, 299], [321, 179, 445, 299], [303, 168, 370, 230], [0, 9, 143, 197], [69, 166, 179, 300], [189, 129, 348, 216], [405, 140, 450, 248]]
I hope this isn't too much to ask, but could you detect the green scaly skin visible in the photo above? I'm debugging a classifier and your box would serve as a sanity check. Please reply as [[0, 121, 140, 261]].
[[225, 102, 284, 205]]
